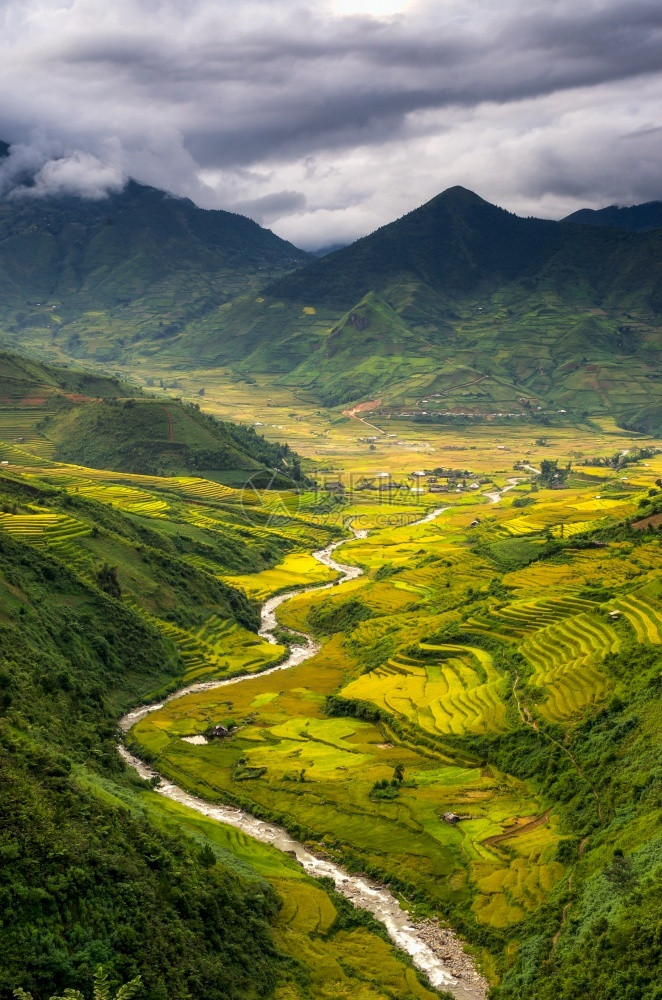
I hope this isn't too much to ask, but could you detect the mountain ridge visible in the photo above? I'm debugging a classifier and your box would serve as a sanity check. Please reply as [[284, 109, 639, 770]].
[[2, 162, 661, 428], [163, 185, 662, 424], [563, 200, 662, 232], [0, 147, 312, 363]]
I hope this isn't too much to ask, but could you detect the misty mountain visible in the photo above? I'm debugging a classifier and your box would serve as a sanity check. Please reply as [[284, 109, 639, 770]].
[[0, 148, 311, 362]]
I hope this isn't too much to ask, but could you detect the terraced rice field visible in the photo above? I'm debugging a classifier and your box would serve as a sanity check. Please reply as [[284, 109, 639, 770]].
[[126, 604, 286, 682], [3, 412, 662, 971], [472, 828, 565, 929], [0, 510, 93, 571], [613, 588, 662, 644], [465, 595, 597, 640], [342, 641, 508, 735], [45, 475, 171, 516], [520, 612, 617, 721], [0, 410, 56, 458]]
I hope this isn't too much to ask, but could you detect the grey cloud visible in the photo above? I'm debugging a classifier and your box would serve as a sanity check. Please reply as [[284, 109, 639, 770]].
[[230, 189, 307, 223], [0, 0, 660, 244], [0, 140, 125, 199]]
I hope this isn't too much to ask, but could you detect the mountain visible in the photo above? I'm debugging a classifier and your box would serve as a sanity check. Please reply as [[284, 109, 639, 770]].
[[266, 187, 569, 307], [167, 186, 662, 424], [564, 200, 662, 232], [0, 146, 311, 363], [3, 168, 661, 428], [311, 242, 348, 257]]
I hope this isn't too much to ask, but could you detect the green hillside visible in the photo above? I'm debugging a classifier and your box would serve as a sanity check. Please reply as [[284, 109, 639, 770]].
[[164, 188, 662, 425], [0, 152, 310, 363], [0, 350, 301, 482], [0, 349, 136, 402], [0, 470, 290, 1000], [41, 397, 298, 480]]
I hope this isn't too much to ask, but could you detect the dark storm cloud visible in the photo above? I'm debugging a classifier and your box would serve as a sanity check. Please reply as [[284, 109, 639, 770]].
[[0, 0, 661, 243], [5, 0, 662, 163]]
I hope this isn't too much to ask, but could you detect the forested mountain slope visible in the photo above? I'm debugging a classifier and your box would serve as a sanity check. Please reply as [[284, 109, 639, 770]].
[[0, 140, 310, 363], [167, 187, 662, 425]]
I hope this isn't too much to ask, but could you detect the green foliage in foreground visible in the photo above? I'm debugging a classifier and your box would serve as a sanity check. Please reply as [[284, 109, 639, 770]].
[[15, 967, 141, 1000], [0, 532, 283, 1000]]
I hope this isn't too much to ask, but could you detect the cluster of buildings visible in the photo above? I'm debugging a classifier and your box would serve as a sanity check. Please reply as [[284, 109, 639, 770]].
[[319, 467, 490, 496]]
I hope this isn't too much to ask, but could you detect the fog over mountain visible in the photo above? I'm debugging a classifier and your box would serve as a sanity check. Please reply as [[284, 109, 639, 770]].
[[1, 0, 661, 247]]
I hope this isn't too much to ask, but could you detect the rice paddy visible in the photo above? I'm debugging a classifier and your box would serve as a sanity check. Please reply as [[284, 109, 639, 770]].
[[144, 794, 441, 1000], [342, 642, 509, 736], [222, 552, 339, 600], [121, 424, 662, 965]]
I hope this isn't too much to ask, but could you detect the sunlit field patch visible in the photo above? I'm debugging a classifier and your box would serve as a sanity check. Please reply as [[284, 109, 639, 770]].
[[222, 551, 339, 599]]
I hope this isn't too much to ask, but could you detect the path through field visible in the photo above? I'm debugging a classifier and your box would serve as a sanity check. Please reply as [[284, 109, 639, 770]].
[[163, 407, 174, 442]]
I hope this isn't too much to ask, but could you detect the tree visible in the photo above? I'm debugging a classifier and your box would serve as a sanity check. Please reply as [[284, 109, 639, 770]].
[[539, 458, 570, 488], [96, 563, 121, 600]]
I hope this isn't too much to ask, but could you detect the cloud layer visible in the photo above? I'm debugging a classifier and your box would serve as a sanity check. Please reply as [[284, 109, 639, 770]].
[[1, 0, 661, 246]]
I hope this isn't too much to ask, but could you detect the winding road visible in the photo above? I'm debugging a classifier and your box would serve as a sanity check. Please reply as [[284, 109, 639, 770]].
[[119, 505, 490, 999]]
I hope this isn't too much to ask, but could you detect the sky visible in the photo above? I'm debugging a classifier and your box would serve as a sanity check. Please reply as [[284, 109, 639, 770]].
[[0, 0, 661, 249]]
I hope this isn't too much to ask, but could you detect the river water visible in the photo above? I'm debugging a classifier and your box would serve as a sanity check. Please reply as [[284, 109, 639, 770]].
[[119, 506, 489, 999]]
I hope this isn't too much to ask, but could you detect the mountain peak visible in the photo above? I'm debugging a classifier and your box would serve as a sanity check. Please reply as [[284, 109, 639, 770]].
[[433, 185, 486, 204]]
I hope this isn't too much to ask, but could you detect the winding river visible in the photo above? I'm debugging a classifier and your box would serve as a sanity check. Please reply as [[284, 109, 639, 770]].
[[119, 506, 489, 1000]]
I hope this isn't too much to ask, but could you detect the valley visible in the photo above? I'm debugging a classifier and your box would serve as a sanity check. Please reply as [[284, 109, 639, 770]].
[[2, 390, 661, 999]]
